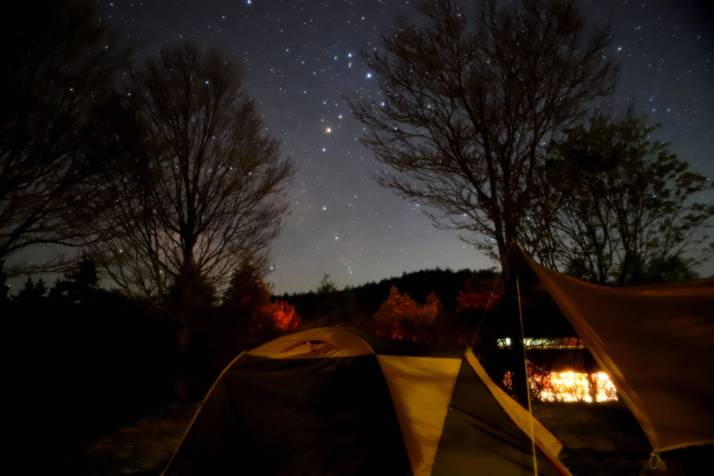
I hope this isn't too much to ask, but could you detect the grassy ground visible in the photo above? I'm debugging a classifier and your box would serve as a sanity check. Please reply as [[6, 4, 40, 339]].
[[536, 402, 714, 475], [75, 403, 198, 476], [76, 400, 708, 475], [534, 401, 651, 475]]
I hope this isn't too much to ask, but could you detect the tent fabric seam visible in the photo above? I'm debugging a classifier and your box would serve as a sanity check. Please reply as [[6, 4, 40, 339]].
[[463, 349, 573, 476], [160, 351, 247, 476]]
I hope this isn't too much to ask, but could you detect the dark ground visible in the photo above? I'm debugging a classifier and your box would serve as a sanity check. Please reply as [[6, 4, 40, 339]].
[[75, 403, 198, 476], [534, 402, 651, 475], [73, 399, 709, 476]]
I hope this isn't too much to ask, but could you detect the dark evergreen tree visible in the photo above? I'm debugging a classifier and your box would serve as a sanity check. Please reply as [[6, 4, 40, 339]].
[[68, 254, 99, 289], [0, 261, 9, 305], [49, 254, 102, 303], [15, 277, 46, 302], [316, 274, 338, 294]]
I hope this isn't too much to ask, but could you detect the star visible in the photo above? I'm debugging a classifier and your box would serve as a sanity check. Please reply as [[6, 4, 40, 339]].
[[50, 0, 714, 294]]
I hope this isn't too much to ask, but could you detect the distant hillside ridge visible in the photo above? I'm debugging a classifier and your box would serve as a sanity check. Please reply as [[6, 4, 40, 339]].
[[277, 267, 499, 326]]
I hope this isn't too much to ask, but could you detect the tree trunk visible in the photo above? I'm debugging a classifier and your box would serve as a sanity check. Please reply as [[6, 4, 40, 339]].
[[174, 322, 191, 401], [174, 251, 195, 401]]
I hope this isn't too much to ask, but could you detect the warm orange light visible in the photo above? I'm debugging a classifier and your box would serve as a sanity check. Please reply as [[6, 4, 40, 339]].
[[456, 279, 503, 313], [504, 368, 618, 403], [539, 371, 591, 402], [373, 285, 441, 341], [593, 371, 619, 402], [258, 299, 301, 332]]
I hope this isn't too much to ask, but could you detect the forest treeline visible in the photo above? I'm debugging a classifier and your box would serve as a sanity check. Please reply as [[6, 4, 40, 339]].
[[2, 255, 517, 468]]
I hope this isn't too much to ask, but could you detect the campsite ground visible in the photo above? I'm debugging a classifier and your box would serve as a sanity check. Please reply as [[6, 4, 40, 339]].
[[534, 402, 651, 475], [74, 400, 662, 475], [73, 403, 197, 476]]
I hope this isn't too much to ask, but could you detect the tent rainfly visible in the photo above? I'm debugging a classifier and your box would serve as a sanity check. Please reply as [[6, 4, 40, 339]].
[[163, 327, 572, 476], [510, 246, 714, 454]]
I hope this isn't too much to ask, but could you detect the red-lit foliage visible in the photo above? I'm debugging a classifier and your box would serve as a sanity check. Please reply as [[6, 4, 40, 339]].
[[264, 299, 301, 331], [373, 285, 440, 342], [245, 279, 301, 335], [224, 265, 301, 336], [456, 277, 503, 313]]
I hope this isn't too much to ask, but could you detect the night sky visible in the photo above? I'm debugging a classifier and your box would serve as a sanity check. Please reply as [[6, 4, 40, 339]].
[[86, 0, 713, 293]]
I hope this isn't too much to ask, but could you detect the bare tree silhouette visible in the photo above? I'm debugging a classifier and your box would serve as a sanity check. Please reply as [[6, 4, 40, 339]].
[[351, 0, 617, 402], [0, 0, 126, 274], [90, 43, 294, 301]]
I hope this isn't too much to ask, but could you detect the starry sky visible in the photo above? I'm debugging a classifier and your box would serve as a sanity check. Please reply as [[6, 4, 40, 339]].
[[92, 0, 713, 294]]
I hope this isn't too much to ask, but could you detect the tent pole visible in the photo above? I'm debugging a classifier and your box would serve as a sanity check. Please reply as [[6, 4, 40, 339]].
[[468, 272, 503, 348], [505, 255, 528, 405], [516, 273, 539, 476]]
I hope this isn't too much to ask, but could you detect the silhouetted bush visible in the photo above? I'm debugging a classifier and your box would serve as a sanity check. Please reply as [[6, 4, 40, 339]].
[[9, 284, 176, 467]]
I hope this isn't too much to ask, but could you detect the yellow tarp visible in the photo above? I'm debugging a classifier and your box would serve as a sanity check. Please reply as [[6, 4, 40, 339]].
[[513, 247, 714, 452]]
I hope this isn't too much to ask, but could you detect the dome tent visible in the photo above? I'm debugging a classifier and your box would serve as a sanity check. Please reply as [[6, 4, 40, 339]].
[[163, 327, 572, 475]]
